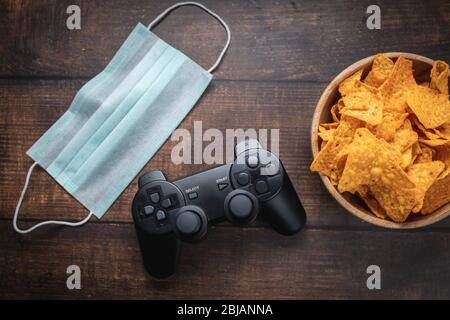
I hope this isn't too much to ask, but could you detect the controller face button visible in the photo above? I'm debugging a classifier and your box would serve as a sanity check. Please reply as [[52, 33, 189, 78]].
[[255, 180, 269, 194], [237, 172, 250, 185], [143, 205, 155, 216], [161, 198, 172, 209], [175, 211, 201, 236], [156, 210, 166, 221], [246, 155, 259, 168], [150, 192, 160, 204], [188, 191, 198, 200], [262, 163, 278, 176], [229, 194, 253, 219], [218, 182, 228, 190], [259, 152, 271, 166]]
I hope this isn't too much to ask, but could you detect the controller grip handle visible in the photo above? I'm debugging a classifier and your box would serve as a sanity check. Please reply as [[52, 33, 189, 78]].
[[135, 225, 180, 279], [261, 171, 306, 235]]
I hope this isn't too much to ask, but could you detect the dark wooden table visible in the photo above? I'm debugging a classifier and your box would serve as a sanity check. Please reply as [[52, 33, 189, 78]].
[[1, 0, 449, 299]]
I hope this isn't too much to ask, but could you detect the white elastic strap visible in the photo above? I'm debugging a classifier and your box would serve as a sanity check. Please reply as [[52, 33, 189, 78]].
[[13, 162, 93, 234], [148, 1, 231, 73]]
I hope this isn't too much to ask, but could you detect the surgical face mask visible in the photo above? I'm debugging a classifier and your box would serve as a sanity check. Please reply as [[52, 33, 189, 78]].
[[13, 2, 231, 234]]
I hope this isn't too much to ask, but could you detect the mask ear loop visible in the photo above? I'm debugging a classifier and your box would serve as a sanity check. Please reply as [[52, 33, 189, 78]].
[[147, 1, 231, 73], [13, 162, 94, 234]]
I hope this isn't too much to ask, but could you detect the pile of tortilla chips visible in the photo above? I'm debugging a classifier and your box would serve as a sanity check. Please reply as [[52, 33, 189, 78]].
[[311, 54, 450, 222]]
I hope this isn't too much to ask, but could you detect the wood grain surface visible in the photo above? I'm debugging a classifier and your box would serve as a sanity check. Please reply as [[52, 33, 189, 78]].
[[1, 221, 450, 299], [0, 0, 449, 299]]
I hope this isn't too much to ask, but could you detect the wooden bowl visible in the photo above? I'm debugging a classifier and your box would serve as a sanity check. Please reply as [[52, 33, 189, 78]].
[[311, 52, 450, 229]]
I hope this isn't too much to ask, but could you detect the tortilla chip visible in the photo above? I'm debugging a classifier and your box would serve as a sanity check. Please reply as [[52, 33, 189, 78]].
[[337, 128, 382, 193], [370, 112, 408, 141], [379, 56, 417, 113], [415, 144, 434, 163], [407, 161, 445, 213], [364, 54, 394, 88], [407, 143, 421, 169], [391, 119, 418, 152], [338, 128, 416, 222], [311, 117, 364, 182], [412, 116, 442, 140], [433, 122, 450, 140], [318, 126, 336, 142], [369, 180, 416, 222], [412, 142, 422, 156], [361, 192, 387, 219], [422, 173, 450, 214], [336, 99, 346, 112], [337, 128, 410, 192], [340, 84, 383, 125], [339, 69, 364, 96], [330, 104, 340, 122], [406, 85, 450, 129], [401, 146, 413, 169], [433, 142, 450, 179], [321, 122, 339, 129], [419, 138, 448, 147], [430, 60, 449, 95]]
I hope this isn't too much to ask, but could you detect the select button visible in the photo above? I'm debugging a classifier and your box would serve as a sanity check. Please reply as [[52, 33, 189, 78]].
[[188, 192, 198, 200]]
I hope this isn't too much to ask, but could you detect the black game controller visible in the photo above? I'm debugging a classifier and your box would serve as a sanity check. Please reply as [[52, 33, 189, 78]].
[[132, 139, 306, 278]]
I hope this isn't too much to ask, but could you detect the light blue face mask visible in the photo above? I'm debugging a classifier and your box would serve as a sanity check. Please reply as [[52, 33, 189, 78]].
[[13, 2, 231, 234]]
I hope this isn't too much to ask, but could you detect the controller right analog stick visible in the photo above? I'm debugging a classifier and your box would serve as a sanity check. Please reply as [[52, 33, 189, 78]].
[[229, 194, 253, 219], [224, 190, 259, 225]]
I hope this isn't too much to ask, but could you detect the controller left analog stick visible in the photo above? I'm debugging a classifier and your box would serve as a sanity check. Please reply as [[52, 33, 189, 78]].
[[173, 206, 207, 242], [176, 211, 201, 235]]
